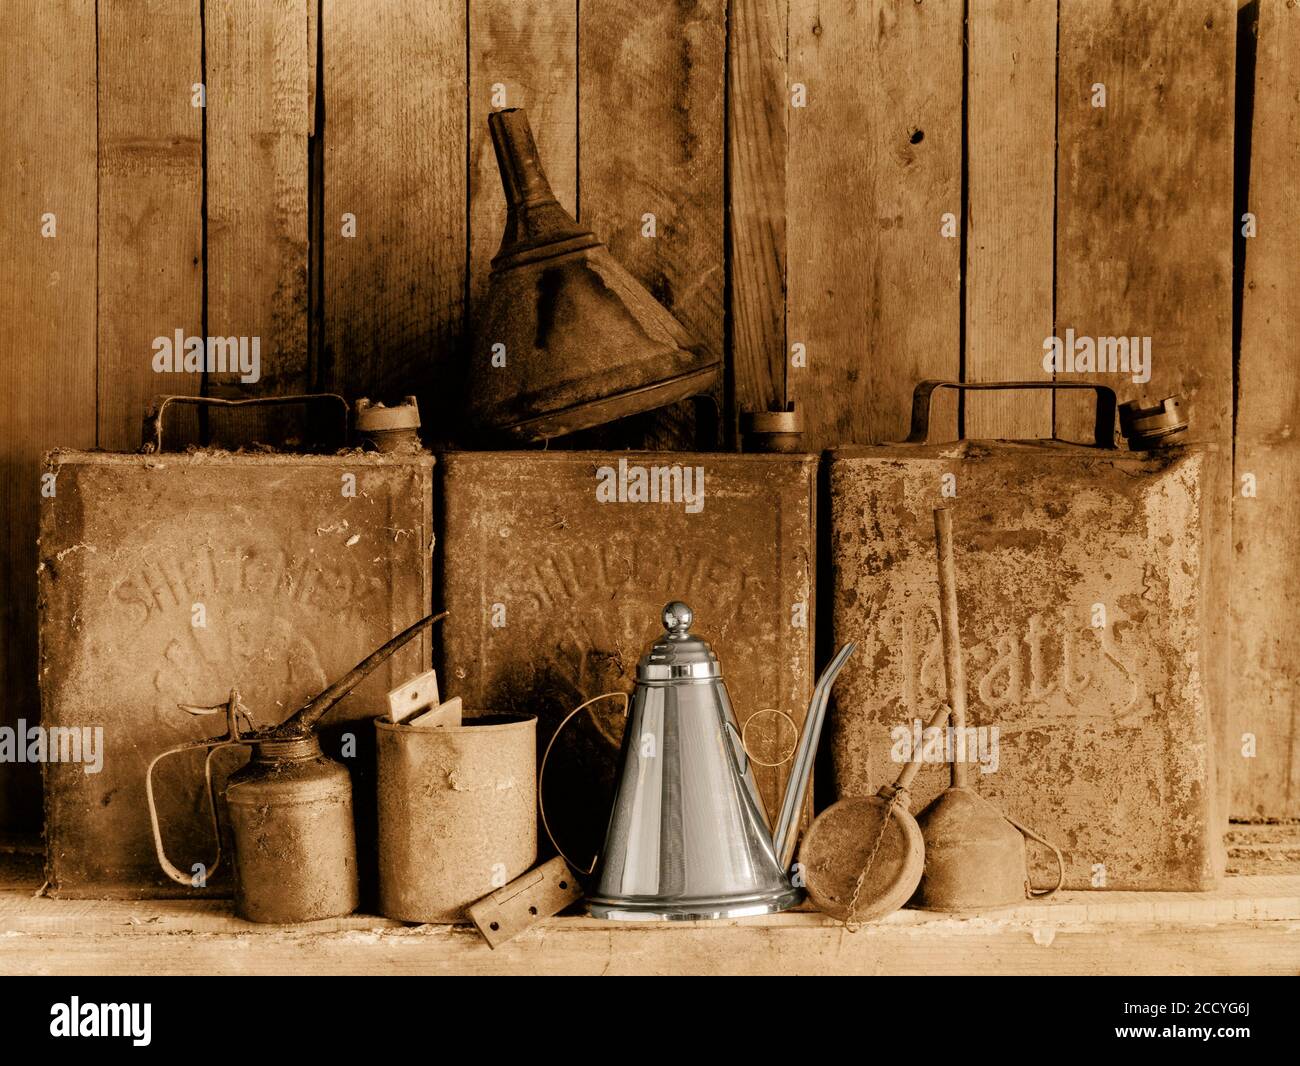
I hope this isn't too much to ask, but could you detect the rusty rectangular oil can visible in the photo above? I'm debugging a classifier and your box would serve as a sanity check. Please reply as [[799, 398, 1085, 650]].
[[439, 452, 816, 863], [829, 437, 1224, 890], [38, 450, 434, 898]]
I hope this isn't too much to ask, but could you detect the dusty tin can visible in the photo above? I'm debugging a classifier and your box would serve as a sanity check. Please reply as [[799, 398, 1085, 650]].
[[39, 449, 434, 898], [829, 381, 1223, 891], [225, 736, 359, 923], [438, 451, 817, 865], [376, 713, 537, 922]]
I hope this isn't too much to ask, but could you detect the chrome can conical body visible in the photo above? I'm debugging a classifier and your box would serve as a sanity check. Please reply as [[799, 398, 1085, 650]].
[[586, 603, 801, 920]]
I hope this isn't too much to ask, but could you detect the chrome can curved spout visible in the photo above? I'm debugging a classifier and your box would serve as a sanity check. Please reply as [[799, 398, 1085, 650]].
[[773, 642, 856, 871]]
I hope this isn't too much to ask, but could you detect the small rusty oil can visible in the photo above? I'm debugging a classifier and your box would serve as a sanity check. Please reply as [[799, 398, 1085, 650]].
[[829, 381, 1224, 891], [39, 399, 434, 898], [225, 736, 359, 923], [438, 451, 817, 863]]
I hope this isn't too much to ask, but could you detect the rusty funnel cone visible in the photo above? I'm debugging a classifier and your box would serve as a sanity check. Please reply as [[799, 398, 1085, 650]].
[[467, 108, 719, 442], [913, 509, 1065, 911]]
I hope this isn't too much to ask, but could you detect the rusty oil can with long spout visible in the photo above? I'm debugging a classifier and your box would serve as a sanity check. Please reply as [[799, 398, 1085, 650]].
[[147, 612, 447, 923]]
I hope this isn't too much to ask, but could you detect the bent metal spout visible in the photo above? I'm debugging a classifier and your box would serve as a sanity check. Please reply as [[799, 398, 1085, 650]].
[[270, 610, 449, 739], [773, 641, 856, 871]]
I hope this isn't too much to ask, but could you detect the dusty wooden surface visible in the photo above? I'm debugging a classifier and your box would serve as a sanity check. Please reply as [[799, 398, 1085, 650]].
[[0, 2, 98, 831], [1232, 0, 1300, 819], [786, 0, 963, 452], [1227, 823, 1300, 874], [964, 0, 1056, 439], [1, 853, 1297, 976]]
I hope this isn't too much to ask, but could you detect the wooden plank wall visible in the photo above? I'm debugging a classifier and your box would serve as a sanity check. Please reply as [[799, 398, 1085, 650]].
[[0, 1, 97, 830], [96, 0, 203, 452], [787, 0, 963, 448], [964, 0, 1055, 439], [322, 0, 466, 440], [206, 3, 310, 391], [1234, 0, 1300, 818], [1, 0, 1295, 828]]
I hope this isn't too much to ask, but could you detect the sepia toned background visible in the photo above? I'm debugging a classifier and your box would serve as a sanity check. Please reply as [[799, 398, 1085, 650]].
[[1, 0, 1295, 838]]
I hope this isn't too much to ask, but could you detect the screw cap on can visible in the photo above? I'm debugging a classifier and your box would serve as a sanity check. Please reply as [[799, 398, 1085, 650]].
[[1119, 395, 1188, 449], [355, 396, 421, 433]]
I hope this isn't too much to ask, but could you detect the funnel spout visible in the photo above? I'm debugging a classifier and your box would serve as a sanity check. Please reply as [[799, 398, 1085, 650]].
[[773, 642, 856, 871], [487, 108, 592, 264]]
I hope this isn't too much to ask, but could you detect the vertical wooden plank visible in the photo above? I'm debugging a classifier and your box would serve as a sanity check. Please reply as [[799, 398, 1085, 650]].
[[0, 1, 96, 829], [308, 0, 319, 137], [468, 1, 577, 317], [1055, 0, 1235, 833], [1233, 0, 1300, 818], [787, 0, 963, 452], [965, 0, 1055, 439], [97, 0, 204, 451], [323, 0, 467, 424], [578, 0, 726, 449], [1055, 1, 1234, 440], [206, 0, 310, 443], [729, 0, 789, 432]]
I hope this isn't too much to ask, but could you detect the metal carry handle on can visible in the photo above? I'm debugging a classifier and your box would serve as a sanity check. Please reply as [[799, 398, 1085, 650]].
[[537, 692, 630, 876], [904, 379, 1119, 449], [1006, 813, 1067, 898], [141, 392, 349, 454]]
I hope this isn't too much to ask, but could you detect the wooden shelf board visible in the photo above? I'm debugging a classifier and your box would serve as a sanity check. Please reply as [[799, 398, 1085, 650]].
[[1, 855, 1297, 975]]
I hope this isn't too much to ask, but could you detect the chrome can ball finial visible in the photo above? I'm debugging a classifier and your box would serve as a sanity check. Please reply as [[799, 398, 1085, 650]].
[[662, 601, 692, 636]]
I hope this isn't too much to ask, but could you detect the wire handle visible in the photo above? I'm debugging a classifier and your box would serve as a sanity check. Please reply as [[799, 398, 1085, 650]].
[[537, 692, 630, 877], [144, 690, 251, 887], [142, 392, 348, 453], [145, 740, 243, 886], [1006, 814, 1067, 899], [739, 708, 798, 768]]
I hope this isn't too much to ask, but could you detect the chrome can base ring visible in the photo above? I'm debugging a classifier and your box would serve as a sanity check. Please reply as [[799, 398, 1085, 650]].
[[585, 886, 803, 922]]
